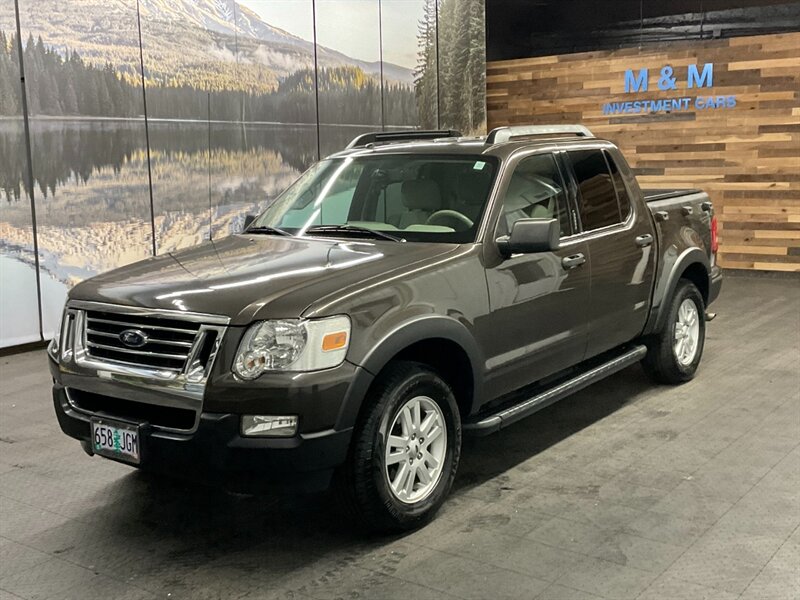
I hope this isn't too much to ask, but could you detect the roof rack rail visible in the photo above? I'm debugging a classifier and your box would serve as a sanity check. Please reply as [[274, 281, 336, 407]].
[[346, 129, 462, 149], [486, 125, 594, 145]]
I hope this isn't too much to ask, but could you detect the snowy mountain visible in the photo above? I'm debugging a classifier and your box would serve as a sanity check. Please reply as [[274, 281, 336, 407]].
[[8, 0, 414, 89]]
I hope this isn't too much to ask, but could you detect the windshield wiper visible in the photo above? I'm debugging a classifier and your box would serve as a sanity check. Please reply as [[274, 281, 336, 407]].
[[304, 225, 405, 243], [245, 226, 292, 237]]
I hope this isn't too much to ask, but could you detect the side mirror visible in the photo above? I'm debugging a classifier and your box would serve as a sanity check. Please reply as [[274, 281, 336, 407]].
[[496, 218, 560, 256], [243, 214, 256, 231]]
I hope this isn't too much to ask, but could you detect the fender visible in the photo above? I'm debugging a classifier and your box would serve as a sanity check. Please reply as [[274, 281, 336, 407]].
[[334, 315, 486, 430], [333, 364, 375, 432], [644, 247, 710, 335]]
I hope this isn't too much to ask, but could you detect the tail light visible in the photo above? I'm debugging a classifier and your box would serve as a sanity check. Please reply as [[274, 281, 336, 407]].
[[710, 215, 719, 254]]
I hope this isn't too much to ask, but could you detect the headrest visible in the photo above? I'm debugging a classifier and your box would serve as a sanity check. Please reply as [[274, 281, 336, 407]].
[[401, 180, 441, 210], [456, 172, 488, 206], [504, 176, 555, 212]]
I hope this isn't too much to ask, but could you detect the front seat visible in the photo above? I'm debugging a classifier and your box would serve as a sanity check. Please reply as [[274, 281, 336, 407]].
[[502, 175, 557, 230], [398, 180, 442, 229], [529, 200, 554, 219]]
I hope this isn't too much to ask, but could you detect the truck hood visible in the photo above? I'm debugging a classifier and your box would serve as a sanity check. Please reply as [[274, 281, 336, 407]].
[[69, 234, 458, 324]]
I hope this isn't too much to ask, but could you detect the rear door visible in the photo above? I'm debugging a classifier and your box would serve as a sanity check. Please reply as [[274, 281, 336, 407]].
[[565, 147, 656, 359], [482, 151, 591, 398]]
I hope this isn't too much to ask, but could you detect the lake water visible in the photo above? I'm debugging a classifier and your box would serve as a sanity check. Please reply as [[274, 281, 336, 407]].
[[0, 118, 380, 347]]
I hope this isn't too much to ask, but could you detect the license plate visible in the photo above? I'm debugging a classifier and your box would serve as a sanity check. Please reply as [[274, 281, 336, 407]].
[[90, 418, 140, 464]]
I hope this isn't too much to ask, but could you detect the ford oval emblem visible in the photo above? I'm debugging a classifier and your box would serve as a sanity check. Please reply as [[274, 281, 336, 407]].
[[119, 329, 148, 348]]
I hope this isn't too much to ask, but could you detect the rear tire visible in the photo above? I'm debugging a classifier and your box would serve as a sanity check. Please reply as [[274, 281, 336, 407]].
[[335, 360, 461, 533], [642, 280, 706, 384]]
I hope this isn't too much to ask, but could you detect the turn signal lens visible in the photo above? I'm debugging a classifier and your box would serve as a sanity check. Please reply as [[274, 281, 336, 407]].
[[322, 331, 348, 352]]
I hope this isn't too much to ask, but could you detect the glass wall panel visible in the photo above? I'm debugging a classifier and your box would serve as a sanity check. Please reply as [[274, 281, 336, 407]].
[[0, 7, 42, 347], [235, 0, 317, 126], [437, 0, 486, 134], [17, 0, 153, 338], [209, 123, 317, 239], [381, 0, 429, 128], [315, 0, 383, 157], [138, 0, 239, 252], [212, 1, 318, 236], [0, 0, 479, 348]]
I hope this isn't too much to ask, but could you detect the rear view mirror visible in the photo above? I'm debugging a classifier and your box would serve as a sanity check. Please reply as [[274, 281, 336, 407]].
[[243, 214, 257, 231], [496, 218, 560, 256]]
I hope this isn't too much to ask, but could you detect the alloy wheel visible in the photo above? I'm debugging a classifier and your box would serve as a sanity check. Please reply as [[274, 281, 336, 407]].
[[674, 298, 700, 366], [384, 395, 447, 504]]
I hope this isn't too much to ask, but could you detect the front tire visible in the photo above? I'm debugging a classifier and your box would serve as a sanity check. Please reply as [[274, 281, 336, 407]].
[[642, 280, 706, 384], [336, 361, 461, 533]]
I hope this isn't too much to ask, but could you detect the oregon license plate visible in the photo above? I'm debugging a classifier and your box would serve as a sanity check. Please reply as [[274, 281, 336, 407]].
[[90, 418, 140, 464]]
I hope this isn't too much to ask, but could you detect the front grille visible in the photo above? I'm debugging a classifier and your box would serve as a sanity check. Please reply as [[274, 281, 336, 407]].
[[84, 309, 201, 372], [68, 388, 196, 430]]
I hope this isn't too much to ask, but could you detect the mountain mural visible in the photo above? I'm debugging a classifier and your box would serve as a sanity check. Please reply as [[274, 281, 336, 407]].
[[8, 0, 413, 95], [0, 0, 487, 347]]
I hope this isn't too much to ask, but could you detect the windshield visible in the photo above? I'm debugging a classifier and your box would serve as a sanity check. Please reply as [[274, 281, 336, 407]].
[[250, 154, 497, 243]]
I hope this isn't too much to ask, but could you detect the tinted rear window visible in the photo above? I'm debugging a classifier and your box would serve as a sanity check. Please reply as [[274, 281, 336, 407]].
[[569, 149, 620, 231], [604, 150, 632, 221]]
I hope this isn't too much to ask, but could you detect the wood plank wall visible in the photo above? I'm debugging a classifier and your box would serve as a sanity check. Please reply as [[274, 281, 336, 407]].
[[486, 32, 800, 272]]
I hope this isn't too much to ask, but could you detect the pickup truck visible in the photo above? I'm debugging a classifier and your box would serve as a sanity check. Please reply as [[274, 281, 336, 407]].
[[49, 125, 722, 532]]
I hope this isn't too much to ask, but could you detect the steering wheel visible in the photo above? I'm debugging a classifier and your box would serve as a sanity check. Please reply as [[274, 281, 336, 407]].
[[426, 210, 474, 230]]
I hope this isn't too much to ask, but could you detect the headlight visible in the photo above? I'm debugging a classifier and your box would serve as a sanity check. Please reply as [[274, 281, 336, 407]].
[[233, 316, 351, 379]]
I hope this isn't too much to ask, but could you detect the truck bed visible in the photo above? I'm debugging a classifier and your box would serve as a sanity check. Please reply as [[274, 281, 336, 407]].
[[643, 189, 702, 203]]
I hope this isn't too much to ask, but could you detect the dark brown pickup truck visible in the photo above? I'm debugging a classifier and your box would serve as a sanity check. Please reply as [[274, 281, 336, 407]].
[[49, 125, 722, 532]]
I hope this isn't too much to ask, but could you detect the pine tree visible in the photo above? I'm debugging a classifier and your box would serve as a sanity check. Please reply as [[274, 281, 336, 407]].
[[415, 0, 439, 128], [0, 32, 16, 115], [432, 0, 486, 133], [62, 79, 79, 114]]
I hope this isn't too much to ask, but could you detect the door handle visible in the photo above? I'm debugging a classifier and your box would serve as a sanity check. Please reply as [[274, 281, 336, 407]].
[[635, 234, 654, 248], [561, 253, 586, 270]]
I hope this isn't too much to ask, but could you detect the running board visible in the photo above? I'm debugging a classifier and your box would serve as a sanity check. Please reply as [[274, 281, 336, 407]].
[[464, 345, 648, 436]]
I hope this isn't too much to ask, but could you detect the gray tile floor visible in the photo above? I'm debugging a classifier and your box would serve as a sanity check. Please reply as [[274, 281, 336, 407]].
[[1, 274, 798, 600]]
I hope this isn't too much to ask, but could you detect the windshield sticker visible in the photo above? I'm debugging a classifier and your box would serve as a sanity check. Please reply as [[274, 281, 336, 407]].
[[473, 161, 487, 171]]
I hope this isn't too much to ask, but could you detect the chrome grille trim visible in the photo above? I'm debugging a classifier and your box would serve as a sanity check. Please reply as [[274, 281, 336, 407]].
[[66, 303, 229, 378], [85, 316, 200, 335], [85, 328, 194, 348], [56, 301, 229, 432], [85, 341, 190, 361], [82, 310, 199, 371]]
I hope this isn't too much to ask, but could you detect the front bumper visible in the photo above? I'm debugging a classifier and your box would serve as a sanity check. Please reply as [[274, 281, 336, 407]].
[[53, 384, 352, 492], [48, 301, 377, 491]]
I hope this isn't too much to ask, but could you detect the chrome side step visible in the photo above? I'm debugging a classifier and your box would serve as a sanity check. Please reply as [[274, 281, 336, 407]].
[[464, 345, 648, 436]]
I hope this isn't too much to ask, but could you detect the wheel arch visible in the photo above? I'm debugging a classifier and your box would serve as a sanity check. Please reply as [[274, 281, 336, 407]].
[[335, 316, 484, 430], [645, 247, 711, 335]]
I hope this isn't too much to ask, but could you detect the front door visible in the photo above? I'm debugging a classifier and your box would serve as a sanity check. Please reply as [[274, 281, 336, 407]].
[[481, 151, 591, 399]]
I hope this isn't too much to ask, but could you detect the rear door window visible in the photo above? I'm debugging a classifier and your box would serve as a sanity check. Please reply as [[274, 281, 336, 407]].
[[568, 149, 621, 231], [603, 150, 632, 221]]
